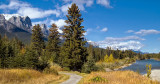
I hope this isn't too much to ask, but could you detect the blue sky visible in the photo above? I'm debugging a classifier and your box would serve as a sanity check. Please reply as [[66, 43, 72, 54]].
[[0, 0, 160, 53]]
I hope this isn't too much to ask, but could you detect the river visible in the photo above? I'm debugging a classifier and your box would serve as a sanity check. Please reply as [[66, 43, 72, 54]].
[[121, 59, 160, 75]]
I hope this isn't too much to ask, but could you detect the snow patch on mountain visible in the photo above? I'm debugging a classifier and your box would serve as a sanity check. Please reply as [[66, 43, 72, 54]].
[[87, 40, 99, 47], [2, 14, 24, 20]]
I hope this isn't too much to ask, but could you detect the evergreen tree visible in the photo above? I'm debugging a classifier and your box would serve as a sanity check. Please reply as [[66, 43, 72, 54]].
[[94, 48, 102, 61], [46, 23, 60, 63], [87, 45, 95, 60], [1, 35, 14, 68], [31, 24, 45, 57], [24, 46, 39, 69], [11, 37, 25, 68], [0, 35, 2, 68], [60, 3, 88, 70]]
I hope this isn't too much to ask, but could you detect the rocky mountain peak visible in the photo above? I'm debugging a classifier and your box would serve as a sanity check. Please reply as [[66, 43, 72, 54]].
[[2, 14, 20, 20], [0, 15, 5, 21], [8, 15, 32, 32], [40, 24, 49, 36], [0, 14, 18, 32]]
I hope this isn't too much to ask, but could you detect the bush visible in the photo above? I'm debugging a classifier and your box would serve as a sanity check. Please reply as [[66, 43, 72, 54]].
[[81, 63, 98, 73], [50, 63, 63, 71], [90, 76, 108, 83], [96, 65, 106, 72], [146, 64, 152, 78], [63, 67, 70, 71], [43, 67, 58, 75], [81, 55, 98, 73]]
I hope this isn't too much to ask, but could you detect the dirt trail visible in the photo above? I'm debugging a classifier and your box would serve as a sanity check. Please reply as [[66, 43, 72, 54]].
[[60, 72, 82, 84]]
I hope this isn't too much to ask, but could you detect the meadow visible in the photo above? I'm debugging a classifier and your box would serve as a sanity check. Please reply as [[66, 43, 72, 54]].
[[0, 69, 69, 84], [79, 71, 159, 84]]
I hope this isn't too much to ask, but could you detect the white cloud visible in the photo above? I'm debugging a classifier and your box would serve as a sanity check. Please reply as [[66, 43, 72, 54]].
[[59, 3, 72, 15], [87, 40, 99, 47], [1, 0, 113, 18], [84, 28, 92, 35], [105, 36, 145, 41], [50, 19, 66, 28], [60, 0, 112, 15], [0, 0, 30, 10], [126, 30, 134, 33], [18, 7, 60, 19], [0, 0, 60, 19], [63, 0, 112, 9], [63, 0, 94, 7], [59, 0, 93, 15], [50, 19, 67, 33], [32, 18, 50, 26], [101, 27, 108, 32], [135, 29, 160, 36], [98, 40, 143, 51], [96, 36, 144, 51], [96, 0, 112, 8]]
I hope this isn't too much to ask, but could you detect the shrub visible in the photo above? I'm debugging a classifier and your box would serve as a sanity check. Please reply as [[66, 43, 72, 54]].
[[63, 67, 70, 71], [90, 76, 108, 83], [43, 67, 58, 75], [146, 64, 152, 78], [50, 63, 63, 71], [81, 55, 98, 73]]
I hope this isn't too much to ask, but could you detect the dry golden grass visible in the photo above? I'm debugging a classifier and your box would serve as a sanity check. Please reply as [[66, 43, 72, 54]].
[[0, 69, 67, 84], [79, 71, 160, 84]]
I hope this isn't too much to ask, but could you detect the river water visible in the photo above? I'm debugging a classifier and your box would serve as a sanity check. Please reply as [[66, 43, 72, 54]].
[[121, 59, 160, 74]]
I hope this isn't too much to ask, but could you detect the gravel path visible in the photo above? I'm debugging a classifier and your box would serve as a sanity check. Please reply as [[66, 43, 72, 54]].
[[149, 70, 160, 81], [60, 72, 82, 84]]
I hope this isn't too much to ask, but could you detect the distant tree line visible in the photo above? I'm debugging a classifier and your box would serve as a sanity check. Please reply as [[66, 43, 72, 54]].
[[0, 3, 159, 73], [137, 53, 160, 60]]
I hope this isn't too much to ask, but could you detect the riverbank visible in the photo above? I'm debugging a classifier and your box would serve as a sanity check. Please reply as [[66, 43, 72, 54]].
[[96, 58, 136, 72], [114, 62, 134, 70], [151, 58, 160, 61]]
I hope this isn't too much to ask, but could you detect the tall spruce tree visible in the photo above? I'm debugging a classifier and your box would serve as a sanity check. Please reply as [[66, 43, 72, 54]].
[[60, 3, 88, 71], [46, 23, 60, 63], [31, 24, 45, 56], [0, 35, 2, 68], [82, 45, 97, 73], [1, 35, 14, 68]]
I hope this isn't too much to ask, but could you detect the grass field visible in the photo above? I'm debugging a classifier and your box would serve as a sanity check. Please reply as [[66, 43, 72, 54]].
[[0, 69, 69, 84], [79, 71, 160, 84]]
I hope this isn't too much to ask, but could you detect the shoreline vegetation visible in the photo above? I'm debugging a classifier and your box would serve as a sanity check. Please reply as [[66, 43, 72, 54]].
[[96, 58, 136, 71]]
